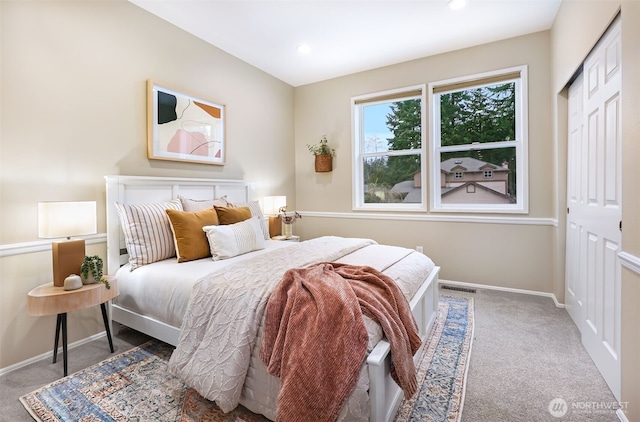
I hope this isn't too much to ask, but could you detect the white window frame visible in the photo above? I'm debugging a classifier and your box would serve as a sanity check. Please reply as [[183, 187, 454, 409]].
[[352, 85, 427, 211], [429, 65, 529, 213]]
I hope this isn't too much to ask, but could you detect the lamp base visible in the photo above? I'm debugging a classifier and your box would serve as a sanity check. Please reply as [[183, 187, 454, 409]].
[[269, 216, 282, 237], [52, 239, 85, 287]]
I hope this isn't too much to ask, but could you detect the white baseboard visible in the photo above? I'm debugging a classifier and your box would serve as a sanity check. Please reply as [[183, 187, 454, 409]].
[[0, 332, 106, 377], [439, 279, 565, 308], [617, 408, 629, 422]]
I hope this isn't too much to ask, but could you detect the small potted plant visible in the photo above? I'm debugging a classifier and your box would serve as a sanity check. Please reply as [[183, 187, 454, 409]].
[[306, 135, 335, 172], [80, 255, 111, 289]]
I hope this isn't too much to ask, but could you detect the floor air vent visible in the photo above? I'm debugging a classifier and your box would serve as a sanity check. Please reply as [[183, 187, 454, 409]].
[[441, 285, 476, 294]]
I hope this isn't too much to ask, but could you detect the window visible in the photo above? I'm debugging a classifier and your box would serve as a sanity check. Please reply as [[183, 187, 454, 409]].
[[352, 85, 426, 211], [429, 66, 528, 213]]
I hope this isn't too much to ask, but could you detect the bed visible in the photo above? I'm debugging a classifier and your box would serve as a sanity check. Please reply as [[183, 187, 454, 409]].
[[105, 175, 440, 422]]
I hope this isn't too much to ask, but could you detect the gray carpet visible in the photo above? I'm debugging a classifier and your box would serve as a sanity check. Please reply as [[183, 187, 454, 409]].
[[443, 286, 619, 422], [1, 288, 619, 421]]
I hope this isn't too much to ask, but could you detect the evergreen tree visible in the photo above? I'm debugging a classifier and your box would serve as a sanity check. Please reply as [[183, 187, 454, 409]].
[[384, 99, 422, 186]]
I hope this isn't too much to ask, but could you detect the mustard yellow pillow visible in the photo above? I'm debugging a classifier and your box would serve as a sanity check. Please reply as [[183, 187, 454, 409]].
[[214, 206, 252, 225], [166, 208, 219, 262]]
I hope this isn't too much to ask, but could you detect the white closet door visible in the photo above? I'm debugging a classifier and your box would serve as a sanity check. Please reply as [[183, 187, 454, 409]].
[[565, 16, 621, 400], [566, 73, 584, 329]]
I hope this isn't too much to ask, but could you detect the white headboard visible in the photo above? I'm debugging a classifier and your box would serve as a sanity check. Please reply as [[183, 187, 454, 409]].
[[104, 175, 254, 275]]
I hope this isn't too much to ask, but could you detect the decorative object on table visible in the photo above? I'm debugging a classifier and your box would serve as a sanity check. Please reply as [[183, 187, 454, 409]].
[[80, 255, 110, 289], [278, 206, 301, 238], [147, 80, 225, 165], [262, 195, 287, 237], [63, 274, 83, 291], [38, 201, 97, 287], [20, 296, 472, 422], [306, 135, 335, 172]]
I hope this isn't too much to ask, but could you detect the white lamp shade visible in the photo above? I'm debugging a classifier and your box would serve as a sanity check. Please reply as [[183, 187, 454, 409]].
[[38, 201, 97, 239], [263, 196, 286, 215]]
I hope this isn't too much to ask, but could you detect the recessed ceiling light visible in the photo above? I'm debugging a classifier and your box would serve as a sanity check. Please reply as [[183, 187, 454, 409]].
[[447, 0, 467, 10], [297, 44, 311, 54]]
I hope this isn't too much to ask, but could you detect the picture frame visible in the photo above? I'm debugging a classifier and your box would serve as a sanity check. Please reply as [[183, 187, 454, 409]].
[[147, 80, 225, 165]]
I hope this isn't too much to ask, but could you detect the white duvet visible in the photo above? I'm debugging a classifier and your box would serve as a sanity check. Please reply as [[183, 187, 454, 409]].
[[164, 236, 435, 421]]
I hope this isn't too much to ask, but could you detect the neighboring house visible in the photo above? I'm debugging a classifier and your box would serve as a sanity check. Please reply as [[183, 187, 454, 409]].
[[390, 157, 514, 204], [440, 157, 514, 204]]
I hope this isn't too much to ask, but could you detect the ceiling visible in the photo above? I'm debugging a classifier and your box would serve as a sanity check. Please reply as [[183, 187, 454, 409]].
[[129, 0, 562, 87]]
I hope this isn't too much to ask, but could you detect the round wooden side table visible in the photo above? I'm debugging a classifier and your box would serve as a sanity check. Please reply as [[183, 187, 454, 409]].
[[27, 276, 119, 376]]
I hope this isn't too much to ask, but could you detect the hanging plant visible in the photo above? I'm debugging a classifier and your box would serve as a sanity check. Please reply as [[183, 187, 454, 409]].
[[306, 135, 335, 172], [306, 135, 335, 156]]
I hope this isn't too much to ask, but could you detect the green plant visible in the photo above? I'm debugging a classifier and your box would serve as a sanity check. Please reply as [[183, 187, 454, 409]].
[[80, 255, 110, 289], [306, 135, 335, 156]]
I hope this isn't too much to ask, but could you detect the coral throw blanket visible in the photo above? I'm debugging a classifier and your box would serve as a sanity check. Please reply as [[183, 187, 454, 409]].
[[260, 262, 422, 422]]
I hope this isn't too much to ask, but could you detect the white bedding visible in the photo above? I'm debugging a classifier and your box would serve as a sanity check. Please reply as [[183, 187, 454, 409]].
[[114, 240, 294, 328], [114, 236, 436, 421]]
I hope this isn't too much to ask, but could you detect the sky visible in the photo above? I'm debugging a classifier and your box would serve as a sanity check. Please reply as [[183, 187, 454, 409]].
[[363, 103, 393, 153]]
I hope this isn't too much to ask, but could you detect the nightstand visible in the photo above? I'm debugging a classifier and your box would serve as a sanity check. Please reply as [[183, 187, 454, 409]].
[[271, 235, 300, 242], [27, 276, 119, 376]]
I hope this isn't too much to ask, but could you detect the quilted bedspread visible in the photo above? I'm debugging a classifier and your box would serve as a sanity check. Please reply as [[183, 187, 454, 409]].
[[168, 236, 377, 413]]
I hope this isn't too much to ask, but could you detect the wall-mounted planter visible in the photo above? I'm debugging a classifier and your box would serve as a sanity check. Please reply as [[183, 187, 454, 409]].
[[315, 154, 332, 172]]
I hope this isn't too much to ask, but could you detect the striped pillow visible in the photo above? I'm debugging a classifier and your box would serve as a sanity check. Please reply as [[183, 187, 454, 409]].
[[227, 200, 270, 240], [115, 199, 183, 270], [203, 217, 265, 260]]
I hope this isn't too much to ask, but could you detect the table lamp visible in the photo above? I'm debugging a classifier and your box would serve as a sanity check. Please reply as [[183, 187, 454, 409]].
[[38, 201, 97, 287], [262, 196, 286, 237]]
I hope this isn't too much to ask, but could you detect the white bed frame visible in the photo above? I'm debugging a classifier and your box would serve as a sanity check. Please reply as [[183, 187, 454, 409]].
[[104, 174, 440, 422]]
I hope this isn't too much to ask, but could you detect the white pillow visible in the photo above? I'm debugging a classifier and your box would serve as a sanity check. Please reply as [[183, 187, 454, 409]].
[[115, 199, 183, 270], [203, 217, 266, 260]]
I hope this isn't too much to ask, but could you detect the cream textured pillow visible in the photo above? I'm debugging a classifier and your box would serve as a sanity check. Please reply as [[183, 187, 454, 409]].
[[179, 195, 229, 212], [115, 199, 183, 270], [203, 217, 266, 260], [166, 208, 219, 262], [227, 200, 270, 240]]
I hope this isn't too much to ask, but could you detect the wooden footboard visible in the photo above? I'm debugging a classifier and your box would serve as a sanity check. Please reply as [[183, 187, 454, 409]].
[[367, 266, 440, 422]]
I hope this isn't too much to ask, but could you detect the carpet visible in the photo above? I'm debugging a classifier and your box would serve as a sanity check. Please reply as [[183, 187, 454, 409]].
[[20, 296, 473, 422]]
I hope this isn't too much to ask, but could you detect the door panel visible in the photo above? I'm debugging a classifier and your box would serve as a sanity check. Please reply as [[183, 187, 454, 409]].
[[565, 17, 621, 400]]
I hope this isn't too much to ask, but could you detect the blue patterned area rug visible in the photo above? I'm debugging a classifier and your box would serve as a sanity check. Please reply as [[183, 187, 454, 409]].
[[20, 296, 473, 422], [394, 295, 474, 422]]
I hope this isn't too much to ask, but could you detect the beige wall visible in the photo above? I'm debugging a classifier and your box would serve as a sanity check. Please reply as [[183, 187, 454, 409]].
[[551, 1, 640, 419], [0, 0, 295, 369], [2, 1, 639, 416], [294, 31, 555, 292]]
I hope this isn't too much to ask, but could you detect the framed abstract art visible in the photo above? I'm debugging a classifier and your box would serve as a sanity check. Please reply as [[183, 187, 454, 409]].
[[147, 80, 225, 165]]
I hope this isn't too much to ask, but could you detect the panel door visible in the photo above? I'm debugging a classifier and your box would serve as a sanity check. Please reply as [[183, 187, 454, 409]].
[[565, 17, 621, 400]]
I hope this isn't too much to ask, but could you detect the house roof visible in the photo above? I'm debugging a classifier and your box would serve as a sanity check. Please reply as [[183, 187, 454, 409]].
[[440, 157, 507, 173], [441, 181, 515, 203]]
